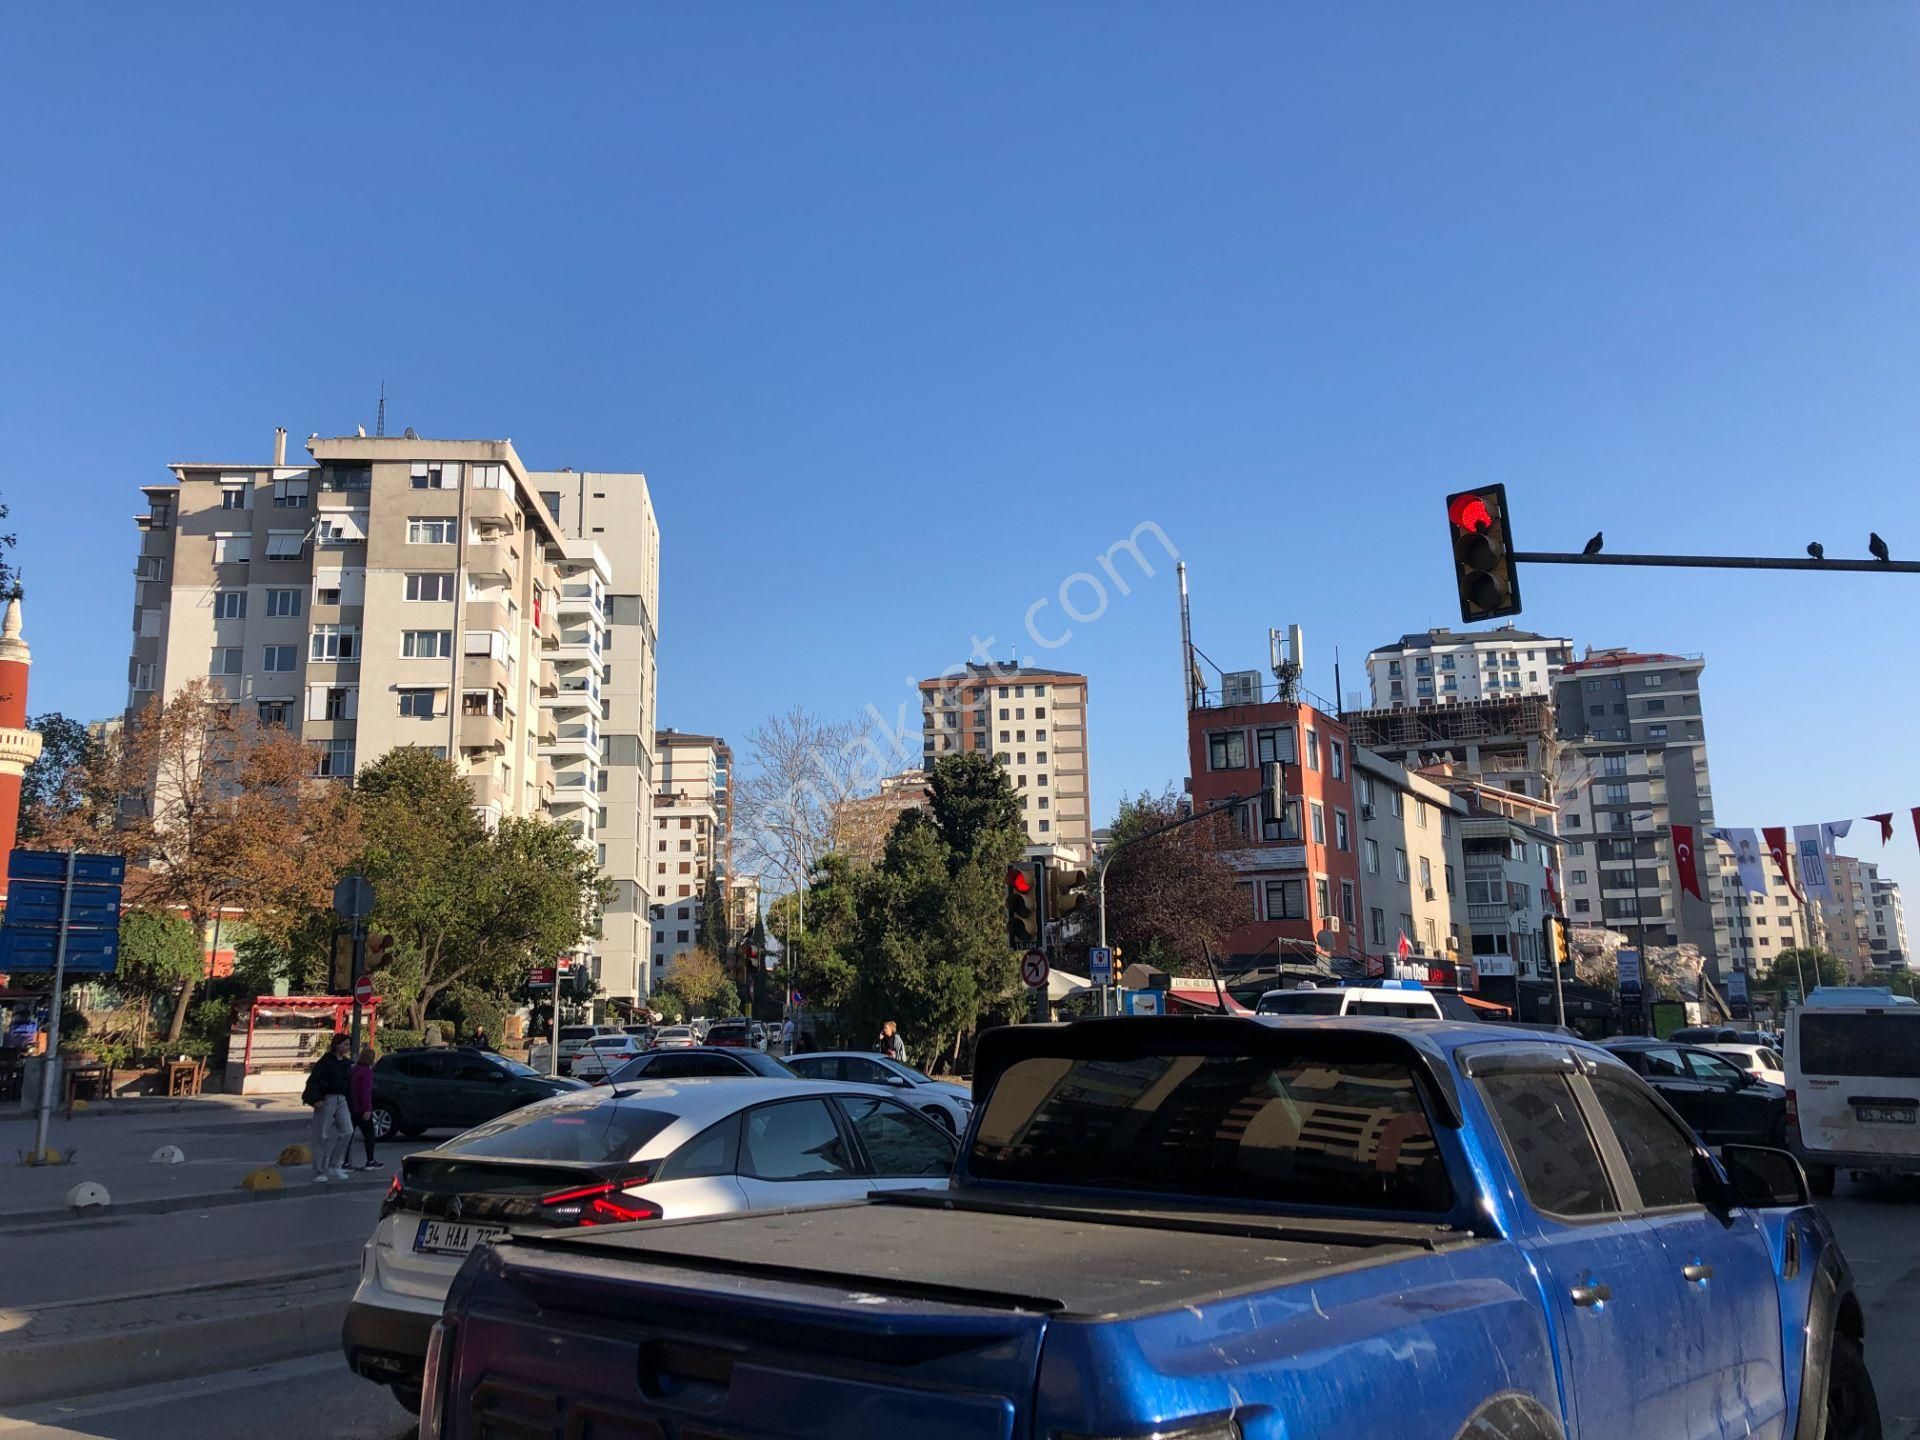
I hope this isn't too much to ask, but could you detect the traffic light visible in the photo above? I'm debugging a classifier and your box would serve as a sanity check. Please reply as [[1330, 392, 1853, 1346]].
[[1006, 862, 1041, 949], [1446, 484, 1523, 623], [1046, 865, 1087, 919], [1543, 914, 1569, 971]]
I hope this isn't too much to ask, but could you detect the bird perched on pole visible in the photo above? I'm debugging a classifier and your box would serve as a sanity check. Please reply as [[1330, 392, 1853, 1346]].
[[1807, 542, 1824, 560], [1869, 532, 1891, 562], [1581, 531, 1604, 556]]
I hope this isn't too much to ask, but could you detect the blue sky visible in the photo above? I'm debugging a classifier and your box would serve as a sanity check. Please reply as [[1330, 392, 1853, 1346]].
[[4, 4, 1919, 903]]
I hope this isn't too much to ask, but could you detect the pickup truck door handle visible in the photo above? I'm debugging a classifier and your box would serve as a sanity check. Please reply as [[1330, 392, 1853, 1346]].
[[1682, 1263, 1713, 1283], [1569, 1282, 1612, 1308]]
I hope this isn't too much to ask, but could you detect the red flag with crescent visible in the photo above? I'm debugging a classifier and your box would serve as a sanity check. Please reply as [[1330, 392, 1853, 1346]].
[[1762, 825, 1803, 904], [1671, 824, 1702, 901], [1868, 813, 1894, 844]]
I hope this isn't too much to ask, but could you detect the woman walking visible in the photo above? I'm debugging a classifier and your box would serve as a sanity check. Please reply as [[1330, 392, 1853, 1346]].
[[350, 1045, 381, 1171]]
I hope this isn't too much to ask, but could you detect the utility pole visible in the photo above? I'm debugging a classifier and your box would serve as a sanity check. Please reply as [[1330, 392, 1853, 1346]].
[[30, 852, 78, 1164]]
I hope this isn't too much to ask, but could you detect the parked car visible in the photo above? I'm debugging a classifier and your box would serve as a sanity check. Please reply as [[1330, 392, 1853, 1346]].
[[1673, 1024, 1782, 1049], [426, 1017, 1877, 1440], [343, 1075, 958, 1409], [1786, 987, 1920, 1195], [604, 1047, 798, 1083], [365, 1048, 585, 1141], [651, 1024, 697, 1049], [1254, 980, 1444, 1019], [551, 1024, 626, 1076], [1602, 1037, 1787, 1145], [1703, 1041, 1786, 1088], [568, 1034, 648, 1082], [704, 1020, 757, 1049], [784, 1051, 973, 1130]]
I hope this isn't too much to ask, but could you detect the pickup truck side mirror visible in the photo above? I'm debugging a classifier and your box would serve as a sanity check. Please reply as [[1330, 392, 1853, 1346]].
[[1719, 1144, 1811, 1208]]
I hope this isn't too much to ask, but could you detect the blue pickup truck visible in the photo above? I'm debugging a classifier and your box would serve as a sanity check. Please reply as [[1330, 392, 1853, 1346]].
[[417, 1017, 1880, 1440]]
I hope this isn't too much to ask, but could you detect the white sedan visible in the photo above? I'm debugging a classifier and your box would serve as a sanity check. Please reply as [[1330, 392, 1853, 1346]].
[[567, 1034, 648, 1082], [783, 1051, 974, 1132], [342, 1076, 958, 1412], [1703, 1041, 1786, 1088]]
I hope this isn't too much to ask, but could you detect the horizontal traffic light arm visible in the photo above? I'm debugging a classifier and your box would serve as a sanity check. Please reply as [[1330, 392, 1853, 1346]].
[[1512, 549, 1920, 574]]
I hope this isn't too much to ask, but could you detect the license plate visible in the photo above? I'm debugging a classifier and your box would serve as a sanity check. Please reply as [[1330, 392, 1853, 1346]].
[[414, 1218, 508, 1256], [1854, 1106, 1916, 1125]]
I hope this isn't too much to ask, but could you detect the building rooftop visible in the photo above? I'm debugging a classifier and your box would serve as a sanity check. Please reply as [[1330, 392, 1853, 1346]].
[[1560, 648, 1700, 674], [1369, 625, 1567, 656], [919, 664, 1086, 687]]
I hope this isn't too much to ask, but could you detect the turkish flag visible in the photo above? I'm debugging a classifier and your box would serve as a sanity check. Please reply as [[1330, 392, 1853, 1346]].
[[1671, 824, 1702, 901], [1763, 826, 1803, 903], [1869, 813, 1895, 844], [1396, 931, 1412, 960]]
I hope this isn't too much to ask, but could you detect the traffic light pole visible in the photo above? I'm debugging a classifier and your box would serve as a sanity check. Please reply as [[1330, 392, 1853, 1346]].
[[1512, 550, 1920, 574]]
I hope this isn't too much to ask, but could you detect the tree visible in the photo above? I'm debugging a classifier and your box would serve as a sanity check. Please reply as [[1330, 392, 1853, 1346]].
[[926, 753, 1025, 866], [654, 949, 736, 1018], [17, 713, 105, 844], [697, 874, 732, 973], [1758, 949, 1851, 993], [769, 855, 861, 1018], [736, 706, 879, 900], [1100, 789, 1250, 974]]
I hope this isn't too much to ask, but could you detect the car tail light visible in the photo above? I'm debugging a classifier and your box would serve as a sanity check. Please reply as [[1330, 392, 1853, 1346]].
[[1785, 1088, 1800, 1137], [380, 1171, 405, 1218], [540, 1180, 663, 1226], [419, 1318, 454, 1440]]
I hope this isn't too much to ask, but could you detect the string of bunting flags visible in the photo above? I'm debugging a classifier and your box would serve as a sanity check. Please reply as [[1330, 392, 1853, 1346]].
[[1660, 809, 1920, 904]]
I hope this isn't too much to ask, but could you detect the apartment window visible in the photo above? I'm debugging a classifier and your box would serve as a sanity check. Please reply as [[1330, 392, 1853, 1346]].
[[317, 516, 365, 547], [411, 461, 461, 489], [1329, 740, 1345, 780], [1644, 697, 1666, 713], [315, 738, 356, 778], [408, 517, 456, 544], [1035, 728, 1048, 741], [1340, 880, 1356, 925], [318, 686, 356, 720], [310, 625, 359, 662], [1605, 783, 1630, 804], [1036, 750, 1048, 763], [321, 466, 371, 493], [1568, 841, 1584, 856], [316, 587, 342, 607], [1568, 814, 1583, 829], [214, 535, 251, 565], [998, 708, 1009, 720], [1035, 705, 1047, 717], [1445, 863, 1456, 896], [1264, 879, 1306, 921], [214, 591, 246, 620], [1256, 727, 1296, 765], [1364, 838, 1380, 875], [1038, 819, 1052, 833], [1603, 754, 1628, 777], [1310, 803, 1325, 844], [1584, 679, 1600, 692], [999, 730, 1010, 743], [264, 530, 303, 560], [1395, 849, 1410, 882], [220, 484, 250, 510], [1648, 724, 1668, 739], [272, 476, 309, 508], [1570, 869, 1589, 886], [402, 630, 453, 659], [540, 490, 563, 514], [1369, 907, 1387, 945], [1315, 877, 1332, 921], [1207, 730, 1248, 770], [266, 588, 301, 618], [1357, 774, 1375, 807], [1038, 797, 1050, 810], [1416, 800, 1428, 830], [1390, 790, 1404, 818], [257, 700, 291, 728], [1419, 856, 1433, 893], [405, 573, 454, 602], [210, 646, 242, 676], [135, 555, 164, 580], [262, 644, 297, 673], [131, 662, 155, 692], [1304, 730, 1319, 771], [472, 464, 507, 489], [1645, 674, 1664, 687], [398, 689, 438, 718], [1334, 809, 1350, 852]]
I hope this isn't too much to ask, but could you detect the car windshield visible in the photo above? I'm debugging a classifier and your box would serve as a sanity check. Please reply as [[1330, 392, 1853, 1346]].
[[1256, 992, 1344, 1016], [971, 1050, 1452, 1213], [1800, 1013, 1920, 1079], [436, 1098, 678, 1161], [496, 1058, 543, 1079], [893, 1062, 933, 1083]]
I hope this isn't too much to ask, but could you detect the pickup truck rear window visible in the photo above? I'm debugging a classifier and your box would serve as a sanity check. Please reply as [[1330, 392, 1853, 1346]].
[[969, 1053, 1452, 1212], [1800, 1013, 1920, 1078]]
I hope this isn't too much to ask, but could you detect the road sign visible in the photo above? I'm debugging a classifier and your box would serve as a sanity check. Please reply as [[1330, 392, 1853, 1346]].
[[1088, 946, 1113, 985], [1126, 990, 1163, 1016], [7, 880, 120, 929], [1616, 947, 1643, 995], [333, 875, 375, 922], [8, 851, 125, 886], [352, 974, 375, 1004], [1020, 949, 1049, 989], [528, 966, 557, 988], [0, 925, 119, 974]]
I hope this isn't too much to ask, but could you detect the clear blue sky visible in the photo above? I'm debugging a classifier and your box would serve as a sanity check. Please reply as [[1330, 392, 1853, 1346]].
[[4, 5, 1919, 904]]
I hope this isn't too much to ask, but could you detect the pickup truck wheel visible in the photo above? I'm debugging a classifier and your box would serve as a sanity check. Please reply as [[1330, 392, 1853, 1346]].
[[1826, 1334, 1882, 1439], [1810, 1164, 1837, 1197]]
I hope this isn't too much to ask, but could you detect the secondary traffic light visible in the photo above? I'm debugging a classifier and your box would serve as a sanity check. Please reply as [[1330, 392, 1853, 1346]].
[[1446, 484, 1523, 623], [1006, 862, 1041, 949], [1046, 865, 1087, 919], [1543, 914, 1569, 971]]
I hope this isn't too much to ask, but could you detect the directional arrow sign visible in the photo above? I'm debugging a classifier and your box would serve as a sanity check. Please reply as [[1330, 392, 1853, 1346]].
[[1020, 950, 1049, 990]]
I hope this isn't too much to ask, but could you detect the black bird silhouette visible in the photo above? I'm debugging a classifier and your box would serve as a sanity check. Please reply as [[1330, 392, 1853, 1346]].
[[1581, 531, 1604, 556], [1807, 542, 1824, 560], [1870, 532, 1891, 562]]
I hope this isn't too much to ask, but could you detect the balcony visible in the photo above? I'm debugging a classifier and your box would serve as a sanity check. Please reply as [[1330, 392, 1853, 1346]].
[[554, 629, 599, 661], [467, 486, 517, 527], [465, 600, 511, 635], [538, 602, 560, 648], [463, 654, 510, 692], [549, 774, 594, 811], [544, 722, 597, 759], [461, 711, 509, 753], [465, 538, 520, 580], [557, 585, 598, 618], [544, 680, 595, 714], [465, 772, 506, 811], [536, 709, 559, 745], [537, 660, 559, 697]]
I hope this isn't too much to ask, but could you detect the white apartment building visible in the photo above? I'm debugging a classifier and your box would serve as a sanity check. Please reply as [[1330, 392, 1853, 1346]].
[[919, 666, 1092, 861], [1366, 627, 1573, 710], [1353, 749, 1469, 963], [649, 731, 733, 982], [1867, 866, 1909, 968], [1428, 771, 1559, 980], [1711, 843, 1816, 972]]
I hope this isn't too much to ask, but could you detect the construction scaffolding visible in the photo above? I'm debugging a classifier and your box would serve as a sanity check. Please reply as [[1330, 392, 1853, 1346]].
[[1341, 695, 1560, 801]]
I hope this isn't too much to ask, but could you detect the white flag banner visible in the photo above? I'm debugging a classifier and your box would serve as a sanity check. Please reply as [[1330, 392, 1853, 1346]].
[[1714, 827, 1771, 897], [1793, 824, 1835, 904], [1821, 819, 1853, 855]]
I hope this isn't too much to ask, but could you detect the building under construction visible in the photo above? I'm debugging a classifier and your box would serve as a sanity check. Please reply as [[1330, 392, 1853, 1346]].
[[1341, 694, 1559, 804]]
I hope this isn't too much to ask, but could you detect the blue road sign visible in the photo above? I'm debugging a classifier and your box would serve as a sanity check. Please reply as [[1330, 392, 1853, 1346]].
[[8, 850, 125, 887], [1088, 946, 1113, 985], [6, 880, 121, 929], [1125, 989, 1163, 1017], [0, 925, 120, 974]]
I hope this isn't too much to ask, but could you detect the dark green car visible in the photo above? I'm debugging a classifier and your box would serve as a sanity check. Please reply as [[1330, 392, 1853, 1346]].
[[367, 1047, 585, 1139]]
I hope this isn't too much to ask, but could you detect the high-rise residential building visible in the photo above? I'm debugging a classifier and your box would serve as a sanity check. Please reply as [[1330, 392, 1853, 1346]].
[[830, 769, 930, 867], [1351, 749, 1469, 965], [536, 471, 662, 1004], [649, 730, 733, 981], [1866, 866, 1909, 968], [1552, 648, 1727, 970], [1365, 626, 1573, 711], [1711, 845, 1816, 972], [918, 666, 1091, 861], [1821, 854, 1879, 980]]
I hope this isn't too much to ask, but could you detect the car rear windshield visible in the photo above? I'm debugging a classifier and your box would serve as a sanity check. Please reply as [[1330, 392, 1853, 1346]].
[[436, 1099, 678, 1161], [558, 1027, 599, 1043], [970, 1052, 1452, 1213], [706, 1023, 749, 1041], [1800, 1013, 1920, 1079], [1257, 992, 1344, 1015]]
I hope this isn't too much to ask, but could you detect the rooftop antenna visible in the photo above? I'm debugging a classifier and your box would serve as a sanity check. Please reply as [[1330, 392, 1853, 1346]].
[[1178, 561, 1197, 711], [376, 381, 387, 438], [1269, 625, 1304, 703]]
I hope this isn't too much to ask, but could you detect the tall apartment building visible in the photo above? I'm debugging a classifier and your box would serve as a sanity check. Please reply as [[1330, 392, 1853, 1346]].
[[1422, 767, 1559, 981], [1552, 648, 1727, 970], [1821, 854, 1878, 980], [536, 471, 662, 1004], [649, 731, 734, 981], [1366, 626, 1573, 710], [918, 666, 1092, 861], [1867, 867, 1909, 968], [831, 769, 931, 867], [126, 430, 662, 996]]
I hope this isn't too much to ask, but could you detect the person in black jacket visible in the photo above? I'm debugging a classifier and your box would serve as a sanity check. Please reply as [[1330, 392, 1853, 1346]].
[[303, 1034, 355, 1182]]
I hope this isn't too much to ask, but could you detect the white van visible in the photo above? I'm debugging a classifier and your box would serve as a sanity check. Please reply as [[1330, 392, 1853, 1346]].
[[1254, 981, 1444, 1021], [1785, 986, 1920, 1194]]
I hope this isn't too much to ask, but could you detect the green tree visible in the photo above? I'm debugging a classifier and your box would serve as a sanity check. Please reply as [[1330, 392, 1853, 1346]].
[[653, 948, 735, 1018], [1102, 789, 1251, 974], [1758, 948, 1851, 997], [769, 855, 862, 1016], [697, 873, 733, 973], [18, 713, 104, 844], [926, 752, 1025, 866]]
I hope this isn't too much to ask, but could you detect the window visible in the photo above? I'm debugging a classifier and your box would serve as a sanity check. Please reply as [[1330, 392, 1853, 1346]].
[[1340, 880, 1355, 924], [1648, 725, 1668, 739], [842, 1097, 954, 1177], [266, 588, 301, 618], [1645, 674, 1664, 687], [1310, 803, 1325, 844], [209, 646, 242, 676], [1364, 838, 1380, 875], [1589, 1073, 1698, 1210], [220, 484, 249, 510], [316, 516, 362, 547], [1264, 879, 1305, 920], [1390, 790, 1404, 818], [135, 555, 165, 581], [405, 573, 454, 602], [742, 1100, 855, 1180], [262, 644, 297, 673], [1329, 740, 1345, 780], [1395, 849, 1410, 882], [408, 517, 456, 544], [1256, 728, 1296, 765], [1208, 730, 1248, 770], [309, 626, 358, 662], [1419, 856, 1433, 892], [214, 535, 251, 565], [321, 466, 371, 493], [398, 689, 438, 718], [1334, 810, 1350, 852], [401, 630, 453, 659], [1369, 907, 1386, 944], [314, 737, 356, 778], [211, 590, 247, 621], [257, 700, 291, 728], [1304, 730, 1319, 771], [1480, 1073, 1614, 1218], [1584, 679, 1600, 692], [471, 463, 507, 489], [411, 461, 461, 489], [317, 587, 342, 607], [540, 489, 563, 515], [1315, 876, 1332, 922], [1570, 869, 1588, 886], [1684, 1051, 1744, 1086], [272, 475, 309, 508], [131, 662, 156, 693]]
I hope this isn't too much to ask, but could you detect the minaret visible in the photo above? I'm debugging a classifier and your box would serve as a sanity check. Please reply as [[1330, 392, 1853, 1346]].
[[0, 596, 43, 898]]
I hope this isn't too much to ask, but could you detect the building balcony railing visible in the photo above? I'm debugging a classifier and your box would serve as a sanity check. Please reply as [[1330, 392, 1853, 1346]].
[[465, 538, 519, 580], [467, 487, 517, 526], [537, 660, 559, 697], [460, 712, 509, 753]]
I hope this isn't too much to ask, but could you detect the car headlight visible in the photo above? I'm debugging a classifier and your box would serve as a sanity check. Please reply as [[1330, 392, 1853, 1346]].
[[1061, 1419, 1240, 1440]]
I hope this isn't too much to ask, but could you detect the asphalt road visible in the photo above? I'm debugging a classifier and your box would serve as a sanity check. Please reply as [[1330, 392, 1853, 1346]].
[[0, 1182, 1913, 1439]]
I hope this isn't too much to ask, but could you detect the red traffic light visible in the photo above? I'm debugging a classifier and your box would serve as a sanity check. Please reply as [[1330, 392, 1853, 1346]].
[[1006, 865, 1032, 894], [1448, 493, 1493, 534]]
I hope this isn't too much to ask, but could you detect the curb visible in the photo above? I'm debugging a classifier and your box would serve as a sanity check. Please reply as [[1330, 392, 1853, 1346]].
[[0, 1173, 388, 1231], [0, 1267, 357, 1407]]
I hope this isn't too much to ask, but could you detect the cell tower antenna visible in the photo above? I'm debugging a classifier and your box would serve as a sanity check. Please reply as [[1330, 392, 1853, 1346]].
[[376, 381, 387, 438]]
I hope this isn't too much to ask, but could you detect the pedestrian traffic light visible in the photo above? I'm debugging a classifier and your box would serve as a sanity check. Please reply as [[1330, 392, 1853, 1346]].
[[1446, 484, 1523, 623], [1046, 865, 1087, 919], [1006, 862, 1041, 949]]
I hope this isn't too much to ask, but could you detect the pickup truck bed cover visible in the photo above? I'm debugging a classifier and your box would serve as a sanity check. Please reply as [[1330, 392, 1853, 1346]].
[[505, 1188, 1478, 1320]]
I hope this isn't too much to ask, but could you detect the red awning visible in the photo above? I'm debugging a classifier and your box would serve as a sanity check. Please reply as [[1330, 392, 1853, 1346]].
[[1166, 986, 1256, 1016], [1461, 994, 1513, 1018]]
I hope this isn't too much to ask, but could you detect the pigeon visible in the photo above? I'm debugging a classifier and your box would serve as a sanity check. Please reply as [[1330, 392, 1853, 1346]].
[[1807, 542, 1824, 560], [1581, 531, 1604, 556], [1870, 532, 1891, 562]]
